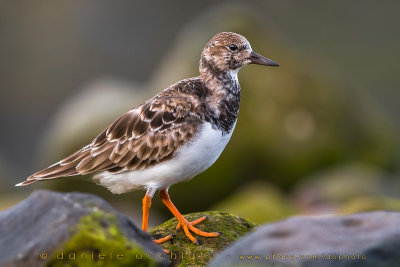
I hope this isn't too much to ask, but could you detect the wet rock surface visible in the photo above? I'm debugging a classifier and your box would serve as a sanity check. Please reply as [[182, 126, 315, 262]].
[[0, 190, 167, 267], [211, 211, 400, 267]]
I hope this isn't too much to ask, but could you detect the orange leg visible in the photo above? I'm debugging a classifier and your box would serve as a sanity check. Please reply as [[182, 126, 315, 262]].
[[141, 190, 173, 244], [141, 191, 152, 232], [159, 189, 219, 244]]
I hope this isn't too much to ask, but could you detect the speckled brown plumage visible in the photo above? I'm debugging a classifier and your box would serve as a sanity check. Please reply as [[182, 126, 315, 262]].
[[17, 32, 278, 187]]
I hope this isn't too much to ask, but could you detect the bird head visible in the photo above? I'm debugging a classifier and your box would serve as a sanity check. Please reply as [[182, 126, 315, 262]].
[[200, 32, 279, 75]]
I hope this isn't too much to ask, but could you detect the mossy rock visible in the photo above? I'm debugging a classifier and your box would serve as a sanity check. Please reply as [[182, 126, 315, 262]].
[[0, 190, 167, 267], [151, 211, 256, 266], [46, 210, 157, 267]]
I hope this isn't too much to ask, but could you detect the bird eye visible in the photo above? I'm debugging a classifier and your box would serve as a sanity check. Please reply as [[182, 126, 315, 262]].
[[228, 44, 238, 51]]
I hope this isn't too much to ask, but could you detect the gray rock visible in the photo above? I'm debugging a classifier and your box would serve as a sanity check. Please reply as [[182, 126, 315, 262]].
[[211, 211, 400, 267], [0, 190, 168, 267]]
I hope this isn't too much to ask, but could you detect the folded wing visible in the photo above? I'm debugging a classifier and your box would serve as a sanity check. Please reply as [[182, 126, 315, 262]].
[[17, 95, 201, 186]]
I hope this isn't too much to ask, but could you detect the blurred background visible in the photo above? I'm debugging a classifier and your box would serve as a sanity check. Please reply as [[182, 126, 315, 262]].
[[1, 0, 400, 227]]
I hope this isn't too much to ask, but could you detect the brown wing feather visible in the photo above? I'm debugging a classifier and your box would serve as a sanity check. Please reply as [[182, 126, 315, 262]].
[[80, 96, 201, 173], [17, 92, 202, 186]]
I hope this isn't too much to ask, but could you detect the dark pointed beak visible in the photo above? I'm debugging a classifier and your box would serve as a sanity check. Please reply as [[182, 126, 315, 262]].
[[248, 51, 279, 66]]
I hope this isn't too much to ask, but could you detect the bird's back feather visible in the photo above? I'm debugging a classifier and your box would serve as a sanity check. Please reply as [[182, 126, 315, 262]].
[[16, 78, 209, 186]]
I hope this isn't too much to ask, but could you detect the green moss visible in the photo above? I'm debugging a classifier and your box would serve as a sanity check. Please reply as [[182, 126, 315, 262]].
[[46, 210, 156, 267], [151, 211, 256, 267]]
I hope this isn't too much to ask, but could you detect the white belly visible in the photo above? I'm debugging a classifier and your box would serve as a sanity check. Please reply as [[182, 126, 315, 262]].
[[94, 121, 236, 194]]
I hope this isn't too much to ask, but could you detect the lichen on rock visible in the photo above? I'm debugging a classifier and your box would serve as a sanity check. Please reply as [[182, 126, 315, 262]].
[[46, 210, 157, 267], [151, 211, 256, 266], [0, 190, 167, 266]]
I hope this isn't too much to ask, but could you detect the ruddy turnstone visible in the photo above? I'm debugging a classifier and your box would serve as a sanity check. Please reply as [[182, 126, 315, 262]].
[[16, 32, 278, 244]]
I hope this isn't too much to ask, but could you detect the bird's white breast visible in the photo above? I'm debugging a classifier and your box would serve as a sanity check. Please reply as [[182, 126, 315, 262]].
[[94, 121, 236, 194]]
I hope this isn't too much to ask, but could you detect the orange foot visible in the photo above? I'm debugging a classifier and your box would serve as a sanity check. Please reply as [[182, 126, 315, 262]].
[[153, 234, 174, 244], [176, 215, 207, 230], [159, 190, 220, 245]]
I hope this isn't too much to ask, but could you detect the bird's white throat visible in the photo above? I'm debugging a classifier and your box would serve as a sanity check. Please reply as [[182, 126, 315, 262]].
[[228, 68, 239, 82]]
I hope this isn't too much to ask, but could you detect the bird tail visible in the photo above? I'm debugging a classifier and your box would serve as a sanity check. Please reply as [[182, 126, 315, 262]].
[[15, 147, 91, 187], [15, 179, 38, 186]]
